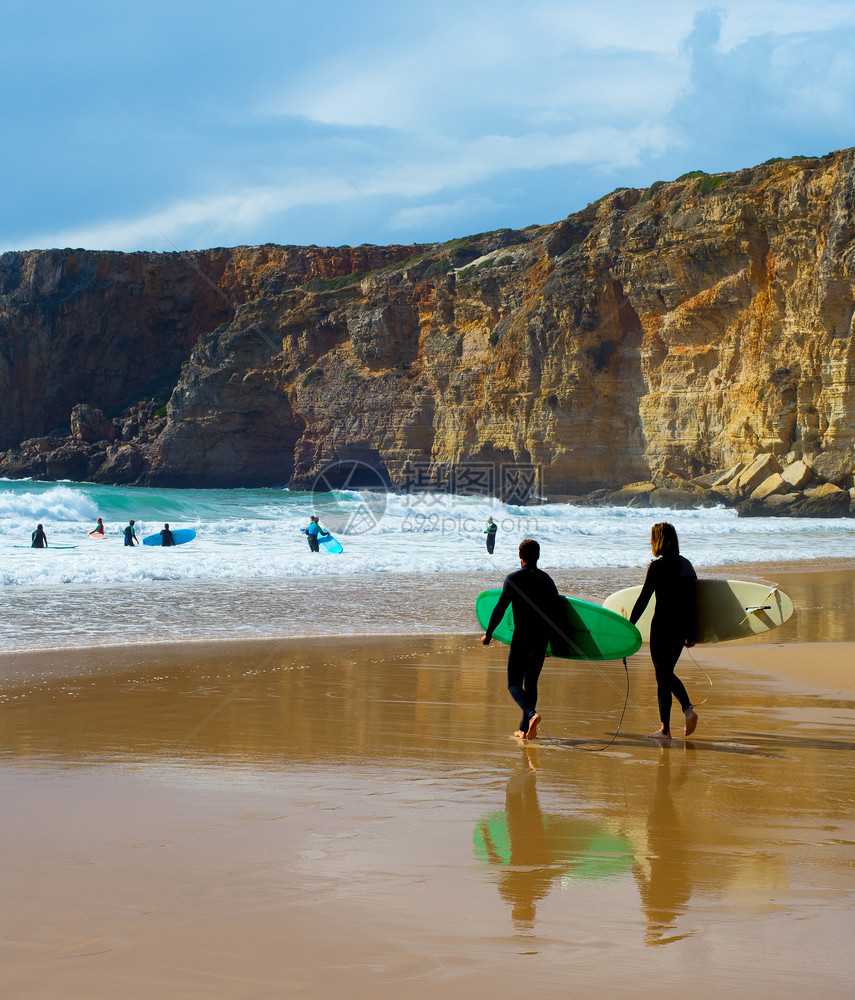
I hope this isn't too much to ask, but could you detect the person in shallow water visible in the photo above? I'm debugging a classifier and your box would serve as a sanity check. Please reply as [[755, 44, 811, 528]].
[[481, 537, 559, 739], [123, 520, 139, 546], [31, 523, 48, 548], [485, 517, 497, 554], [630, 522, 699, 740], [160, 523, 176, 547], [302, 515, 325, 553], [91, 517, 105, 536]]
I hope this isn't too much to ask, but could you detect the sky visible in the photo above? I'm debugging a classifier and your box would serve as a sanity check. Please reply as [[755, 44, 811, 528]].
[[2, 0, 854, 253]]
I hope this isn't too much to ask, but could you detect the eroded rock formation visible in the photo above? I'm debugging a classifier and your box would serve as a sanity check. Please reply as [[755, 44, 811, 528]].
[[1, 149, 854, 510]]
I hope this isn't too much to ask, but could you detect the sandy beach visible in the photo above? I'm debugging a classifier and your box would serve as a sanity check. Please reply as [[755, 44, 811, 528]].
[[1, 564, 854, 998]]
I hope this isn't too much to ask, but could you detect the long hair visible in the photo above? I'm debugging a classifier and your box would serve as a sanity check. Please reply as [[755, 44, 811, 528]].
[[651, 522, 679, 558]]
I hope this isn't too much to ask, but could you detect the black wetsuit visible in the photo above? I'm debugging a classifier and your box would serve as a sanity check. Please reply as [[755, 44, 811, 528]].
[[485, 566, 559, 733], [160, 528, 176, 547], [485, 523, 497, 554], [123, 525, 137, 546], [630, 555, 697, 731], [31, 528, 47, 548], [304, 523, 321, 552]]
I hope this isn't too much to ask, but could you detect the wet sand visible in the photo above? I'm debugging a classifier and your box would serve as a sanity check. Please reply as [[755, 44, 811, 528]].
[[1, 584, 855, 998]]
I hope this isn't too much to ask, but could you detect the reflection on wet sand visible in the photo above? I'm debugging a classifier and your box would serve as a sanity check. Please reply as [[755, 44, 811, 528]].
[[474, 754, 632, 931], [0, 634, 853, 997], [635, 754, 694, 946]]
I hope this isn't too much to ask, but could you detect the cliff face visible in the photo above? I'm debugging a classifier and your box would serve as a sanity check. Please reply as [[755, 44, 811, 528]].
[[2, 150, 854, 496]]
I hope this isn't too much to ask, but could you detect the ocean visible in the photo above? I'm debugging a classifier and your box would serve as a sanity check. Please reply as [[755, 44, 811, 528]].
[[2, 479, 854, 651]]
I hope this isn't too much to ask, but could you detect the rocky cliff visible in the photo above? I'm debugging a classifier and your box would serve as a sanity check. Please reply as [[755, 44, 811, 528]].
[[1, 149, 854, 507]]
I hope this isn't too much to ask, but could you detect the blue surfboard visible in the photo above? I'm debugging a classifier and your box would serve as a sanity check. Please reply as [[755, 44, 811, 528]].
[[143, 528, 197, 546], [318, 531, 343, 553]]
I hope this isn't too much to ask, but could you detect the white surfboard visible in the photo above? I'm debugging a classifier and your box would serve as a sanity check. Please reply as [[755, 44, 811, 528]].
[[602, 580, 794, 644]]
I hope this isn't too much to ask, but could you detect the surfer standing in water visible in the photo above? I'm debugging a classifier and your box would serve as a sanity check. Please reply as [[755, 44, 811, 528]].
[[630, 522, 699, 740], [485, 517, 497, 554], [31, 523, 48, 548], [481, 537, 559, 739], [302, 516, 323, 553]]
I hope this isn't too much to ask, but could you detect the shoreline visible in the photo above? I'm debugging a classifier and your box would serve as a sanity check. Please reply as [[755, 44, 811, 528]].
[[3, 558, 855, 700], [2, 557, 855, 659], [4, 634, 855, 697]]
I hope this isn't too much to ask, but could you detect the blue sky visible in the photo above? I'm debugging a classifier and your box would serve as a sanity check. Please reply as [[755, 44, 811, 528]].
[[2, 1, 854, 253]]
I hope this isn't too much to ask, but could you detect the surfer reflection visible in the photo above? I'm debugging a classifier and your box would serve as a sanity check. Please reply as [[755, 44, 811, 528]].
[[474, 759, 632, 933], [634, 756, 693, 946]]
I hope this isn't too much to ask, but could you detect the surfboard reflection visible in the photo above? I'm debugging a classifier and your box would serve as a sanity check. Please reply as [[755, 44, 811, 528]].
[[473, 762, 632, 932]]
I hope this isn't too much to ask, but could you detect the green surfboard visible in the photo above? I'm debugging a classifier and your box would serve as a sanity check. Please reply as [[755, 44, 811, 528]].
[[476, 589, 642, 661], [473, 810, 633, 879]]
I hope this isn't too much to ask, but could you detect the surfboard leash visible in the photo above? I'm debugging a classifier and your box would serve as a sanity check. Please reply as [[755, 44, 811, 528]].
[[537, 656, 630, 752], [684, 646, 713, 706]]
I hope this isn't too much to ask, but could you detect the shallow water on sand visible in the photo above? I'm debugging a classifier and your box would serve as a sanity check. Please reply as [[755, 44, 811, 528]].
[[4, 559, 855, 653], [1, 636, 853, 998]]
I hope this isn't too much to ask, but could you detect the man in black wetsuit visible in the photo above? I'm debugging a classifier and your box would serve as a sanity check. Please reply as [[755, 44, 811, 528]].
[[160, 523, 176, 547], [481, 537, 559, 739], [485, 517, 497, 554], [31, 523, 48, 548], [123, 520, 139, 546]]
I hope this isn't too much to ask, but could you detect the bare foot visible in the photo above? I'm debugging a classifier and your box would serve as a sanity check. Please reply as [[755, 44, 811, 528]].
[[514, 730, 527, 739], [684, 708, 698, 737], [526, 713, 541, 740], [648, 727, 671, 740]]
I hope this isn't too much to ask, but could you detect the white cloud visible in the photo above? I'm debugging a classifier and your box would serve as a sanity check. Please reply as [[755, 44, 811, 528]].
[[262, 2, 701, 131], [4, 120, 674, 252], [715, 1, 855, 50], [5, 1, 855, 253], [387, 196, 498, 232]]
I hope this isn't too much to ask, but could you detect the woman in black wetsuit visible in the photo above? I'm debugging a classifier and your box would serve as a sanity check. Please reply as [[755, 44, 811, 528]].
[[630, 522, 699, 740]]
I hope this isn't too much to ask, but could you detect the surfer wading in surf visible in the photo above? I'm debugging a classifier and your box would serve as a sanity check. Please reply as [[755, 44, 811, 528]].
[[481, 537, 559, 740], [630, 522, 699, 741], [301, 515, 327, 553]]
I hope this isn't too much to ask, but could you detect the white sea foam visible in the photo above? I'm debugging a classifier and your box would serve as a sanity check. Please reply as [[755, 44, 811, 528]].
[[1, 479, 853, 650], [2, 480, 855, 587]]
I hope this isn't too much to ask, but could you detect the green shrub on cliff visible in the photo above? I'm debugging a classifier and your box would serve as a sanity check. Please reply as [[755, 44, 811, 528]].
[[697, 175, 724, 196], [423, 258, 451, 279], [592, 186, 629, 206], [641, 180, 666, 201]]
